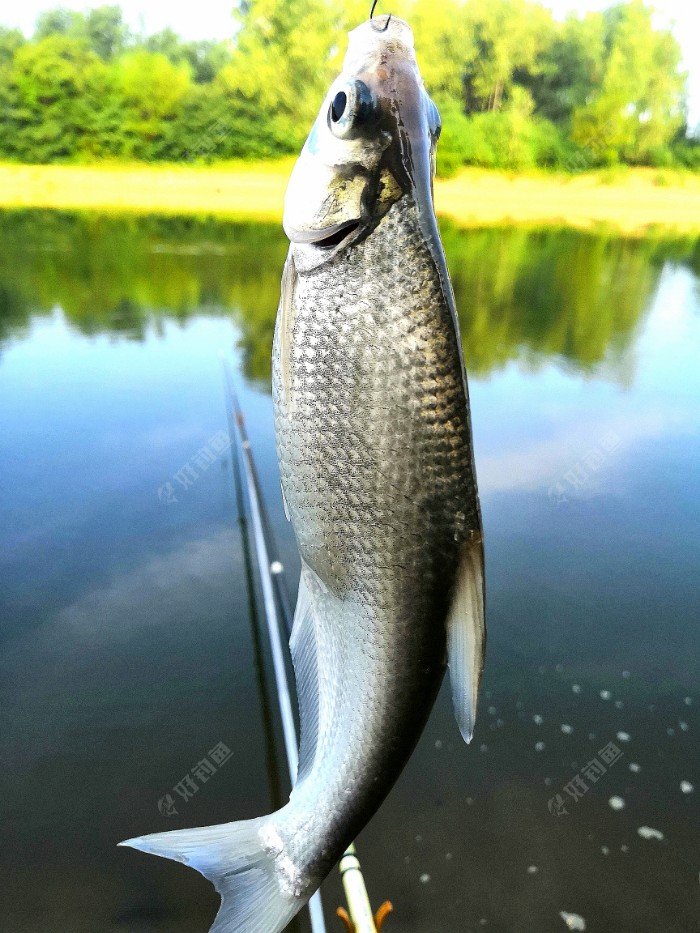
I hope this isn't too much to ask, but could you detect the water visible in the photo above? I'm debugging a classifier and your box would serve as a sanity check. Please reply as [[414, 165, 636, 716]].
[[1, 211, 698, 933]]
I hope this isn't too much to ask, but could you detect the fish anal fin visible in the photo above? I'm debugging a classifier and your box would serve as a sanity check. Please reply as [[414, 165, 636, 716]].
[[446, 536, 486, 744]]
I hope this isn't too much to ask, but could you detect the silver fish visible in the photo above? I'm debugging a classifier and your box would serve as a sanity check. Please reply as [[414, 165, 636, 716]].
[[119, 15, 484, 933]]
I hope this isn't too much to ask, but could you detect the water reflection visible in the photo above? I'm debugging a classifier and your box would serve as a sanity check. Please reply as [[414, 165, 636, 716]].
[[1, 210, 698, 380], [1, 211, 698, 933]]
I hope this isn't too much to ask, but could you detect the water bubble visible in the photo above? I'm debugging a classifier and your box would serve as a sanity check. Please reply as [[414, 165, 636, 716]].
[[445, 852, 453, 860], [684, 697, 692, 706], [415, 834, 422, 843], [533, 714, 544, 725], [555, 663, 564, 673], [435, 739, 443, 749], [609, 796, 625, 811], [527, 865, 538, 874], [560, 910, 587, 930], [679, 721, 689, 732], [616, 731, 631, 743], [480, 744, 488, 753], [622, 671, 631, 679], [601, 845, 610, 855], [516, 700, 523, 710], [620, 844, 629, 853], [544, 777, 552, 786], [629, 762, 641, 773], [614, 700, 624, 709], [667, 727, 675, 736], [488, 706, 497, 715], [588, 732, 597, 740], [561, 724, 574, 735], [535, 741, 546, 751], [600, 690, 611, 700], [496, 718, 504, 728], [572, 684, 582, 694], [637, 826, 664, 841], [680, 781, 694, 794], [419, 873, 430, 884]]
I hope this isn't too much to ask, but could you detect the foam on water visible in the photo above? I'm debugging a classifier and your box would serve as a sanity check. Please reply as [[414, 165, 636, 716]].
[[638, 826, 664, 841], [559, 910, 586, 930]]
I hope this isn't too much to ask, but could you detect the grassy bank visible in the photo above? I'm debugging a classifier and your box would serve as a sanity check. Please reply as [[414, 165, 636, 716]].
[[1, 162, 700, 234]]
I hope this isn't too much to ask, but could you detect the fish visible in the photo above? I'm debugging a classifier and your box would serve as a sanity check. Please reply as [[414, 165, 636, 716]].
[[119, 14, 485, 933]]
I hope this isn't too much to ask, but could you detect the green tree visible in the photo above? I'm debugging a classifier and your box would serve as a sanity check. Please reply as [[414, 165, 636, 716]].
[[411, 0, 475, 101], [83, 6, 130, 60], [523, 12, 606, 125], [34, 8, 85, 39], [462, 0, 554, 113], [218, 0, 343, 153], [116, 50, 192, 158], [571, 1, 686, 164], [8, 36, 119, 161], [145, 30, 232, 84]]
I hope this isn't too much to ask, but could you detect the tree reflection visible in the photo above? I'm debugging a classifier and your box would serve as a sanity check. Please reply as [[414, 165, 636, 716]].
[[0, 209, 697, 383]]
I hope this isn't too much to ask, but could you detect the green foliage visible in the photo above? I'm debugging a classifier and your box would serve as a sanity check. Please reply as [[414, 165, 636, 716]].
[[0, 0, 694, 171], [570, 1, 686, 165], [116, 51, 191, 158]]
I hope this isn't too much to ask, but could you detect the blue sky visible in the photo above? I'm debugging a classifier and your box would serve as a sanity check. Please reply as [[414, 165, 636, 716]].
[[2, 1, 698, 127]]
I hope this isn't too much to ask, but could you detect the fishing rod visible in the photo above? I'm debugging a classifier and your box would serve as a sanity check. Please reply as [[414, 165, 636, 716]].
[[221, 357, 392, 933], [222, 371, 285, 813], [222, 358, 325, 933]]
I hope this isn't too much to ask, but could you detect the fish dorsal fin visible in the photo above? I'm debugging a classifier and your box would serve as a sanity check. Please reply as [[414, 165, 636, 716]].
[[289, 564, 322, 784], [446, 537, 486, 743]]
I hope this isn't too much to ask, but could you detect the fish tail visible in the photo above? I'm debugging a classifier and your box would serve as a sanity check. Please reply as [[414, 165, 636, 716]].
[[119, 816, 303, 933]]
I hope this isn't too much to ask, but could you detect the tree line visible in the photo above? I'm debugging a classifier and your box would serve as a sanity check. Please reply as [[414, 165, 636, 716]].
[[0, 0, 697, 173]]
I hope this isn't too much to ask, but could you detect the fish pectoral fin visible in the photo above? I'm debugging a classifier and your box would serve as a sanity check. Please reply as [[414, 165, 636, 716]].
[[278, 249, 298, 413], [446, 536, 486, 744], [289, 565, 322, 784]]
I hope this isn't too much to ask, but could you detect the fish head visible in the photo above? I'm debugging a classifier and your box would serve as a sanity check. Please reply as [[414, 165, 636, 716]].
[[283, 15, 442, 270]]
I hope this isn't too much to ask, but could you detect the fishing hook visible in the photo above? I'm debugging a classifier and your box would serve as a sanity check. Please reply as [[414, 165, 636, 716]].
[[370, 0, 392, 31]]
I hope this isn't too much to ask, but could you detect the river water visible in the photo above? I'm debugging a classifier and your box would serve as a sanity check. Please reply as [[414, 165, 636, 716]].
[[0, 211, 698, 933]]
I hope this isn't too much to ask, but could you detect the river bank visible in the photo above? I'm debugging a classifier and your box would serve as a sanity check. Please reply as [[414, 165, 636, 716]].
[[1, 161, 699, 234]]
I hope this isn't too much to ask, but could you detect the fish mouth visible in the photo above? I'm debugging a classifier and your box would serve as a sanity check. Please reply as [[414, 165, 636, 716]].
[[289, 219, 362, 249]]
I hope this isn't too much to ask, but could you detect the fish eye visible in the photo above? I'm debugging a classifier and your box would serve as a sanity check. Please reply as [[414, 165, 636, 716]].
[[331, 92, 347, 123], [327, 80, 376, 139]]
